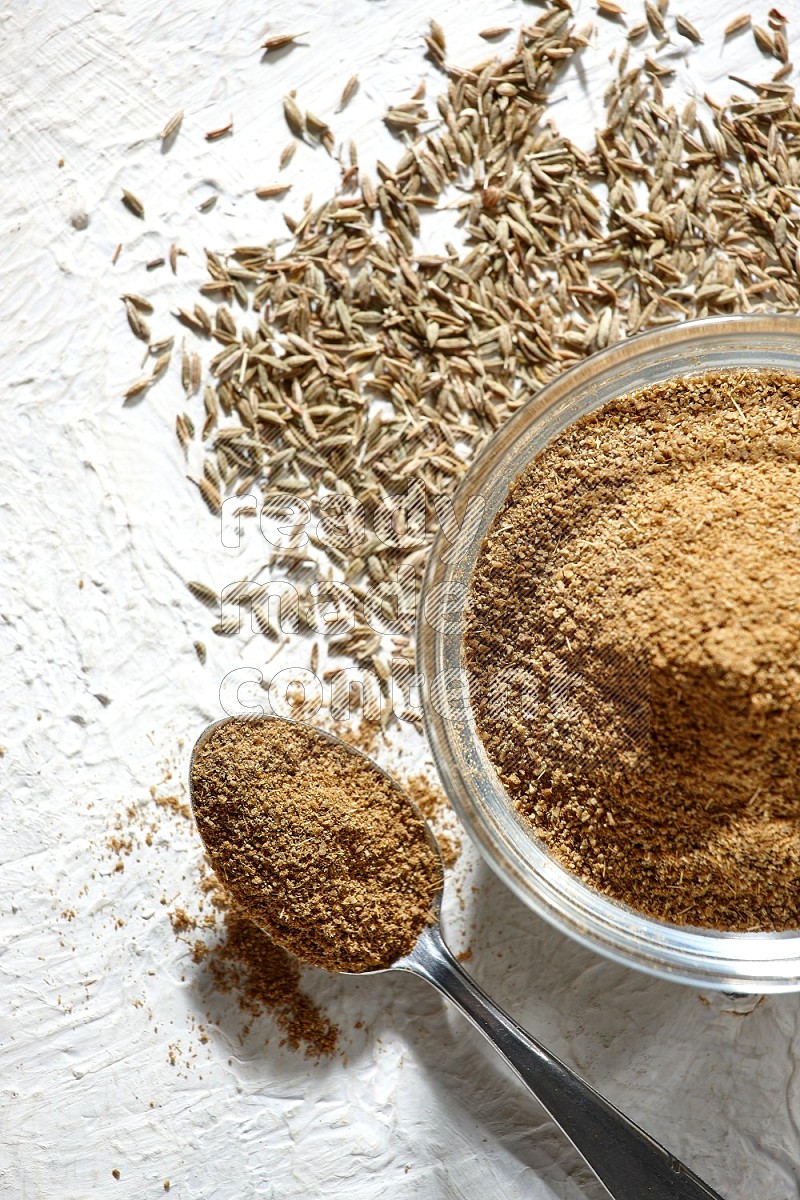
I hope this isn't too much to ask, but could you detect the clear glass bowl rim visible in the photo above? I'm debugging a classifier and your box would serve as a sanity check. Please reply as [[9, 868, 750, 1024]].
[[418, 314, 800, 993]]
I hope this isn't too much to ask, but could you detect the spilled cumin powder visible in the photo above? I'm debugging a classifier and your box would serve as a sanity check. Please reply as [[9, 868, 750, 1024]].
[[191, 719, 443, 972], [466, 368, 800, 932], [193, 902, 338, 1057]]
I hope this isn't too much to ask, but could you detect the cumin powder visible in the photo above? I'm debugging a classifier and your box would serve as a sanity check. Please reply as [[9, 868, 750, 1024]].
[[466, 368, 800, 931], [191, 719, 442, 971], [196, 904, 339, 1057]]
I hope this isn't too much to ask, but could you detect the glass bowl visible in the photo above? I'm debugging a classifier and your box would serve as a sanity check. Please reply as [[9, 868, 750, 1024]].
[[418, 314, 800, 993]]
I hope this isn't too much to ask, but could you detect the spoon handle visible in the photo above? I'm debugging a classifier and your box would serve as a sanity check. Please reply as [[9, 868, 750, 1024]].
[[404, 924, 725, 1200]]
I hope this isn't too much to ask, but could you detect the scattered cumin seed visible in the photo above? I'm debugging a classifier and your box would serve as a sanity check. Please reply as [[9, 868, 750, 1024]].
[[773, 28, 789, 63], [176, 308, 206, 335], [256, 184, 292, 199], [211, 618, 239, 637], [253, 605, 281, 642], [384, 102, 427, 132], [124, 299, 150, 342], [279, 142, 297, 170], [121, 189, 144, 218], [193, 305, 212, 335], [479, 26, 512, 39], [283, 93, 304, 137], [262, 32, 306, 52], [176, 413, 191, 452], [187, 580, 219, 608], [151, 351, 171, 380], [424, 19, 446, 68], [337, 74, 359, 111], [724, 14, 751, 36], [305, 110, 329, 137], [644, 1, 665, 35], [428, 18, 445, 50], [122, 292, 154, 314], [205, 119, 233, 141], [121, 8, 800, 729], [160, 110, 184, 143], [753, 25, 774, 54], [123, 378, 150, 402], [675, 14, 702, 42], [196, 477, 221, 515]]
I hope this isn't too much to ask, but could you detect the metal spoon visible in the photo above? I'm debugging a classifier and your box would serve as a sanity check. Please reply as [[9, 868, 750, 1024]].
[[190, 717, 725, 1200]]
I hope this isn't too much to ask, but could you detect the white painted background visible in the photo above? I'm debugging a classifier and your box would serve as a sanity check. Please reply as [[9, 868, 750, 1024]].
[[3, 1, 800, 1197]]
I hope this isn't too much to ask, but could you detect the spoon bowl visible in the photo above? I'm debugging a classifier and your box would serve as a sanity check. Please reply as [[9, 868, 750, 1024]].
[[189, 716, 725, 1200]]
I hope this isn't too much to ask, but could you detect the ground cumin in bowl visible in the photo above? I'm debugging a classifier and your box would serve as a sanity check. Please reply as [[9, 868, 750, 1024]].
[[419, 316, 800, 991]]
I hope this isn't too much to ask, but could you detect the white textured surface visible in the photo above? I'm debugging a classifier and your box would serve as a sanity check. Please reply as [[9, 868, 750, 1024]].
[[3, 2, 800, 1197]]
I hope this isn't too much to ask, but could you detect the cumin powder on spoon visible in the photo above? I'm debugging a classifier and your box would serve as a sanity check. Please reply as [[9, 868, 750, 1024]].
[[191, 719, 442, 972], [466, 368, 800, 932]]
